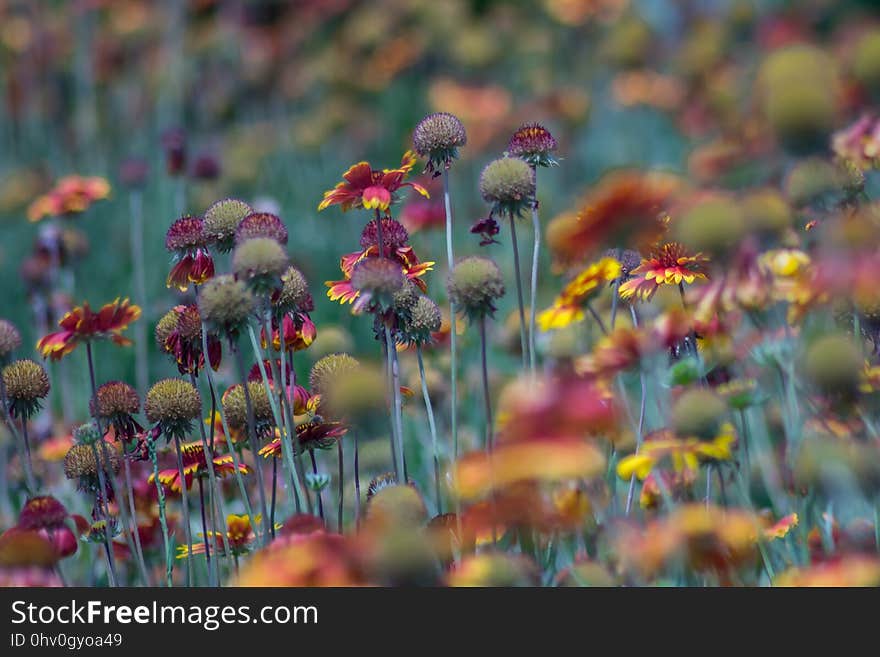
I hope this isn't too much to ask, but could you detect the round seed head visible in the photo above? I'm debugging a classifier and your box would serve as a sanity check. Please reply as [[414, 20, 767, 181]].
[[0, 320, 22, 359], [853, 30, 880, 94], [221, 382, 274, 432], [309, 353, 360, 396], [90, 381, 140, 419], [802, 334, 862, 397], [479, 156, 535, 217], [277, 266, 313, 313], [63, 443, 120, 480], [671, 389, 728, 440], [18, 496, 68, 530], [508, 122, 558, 167], [742, 189, 793, 235], [351, 258, 406, 311], [366, 483, 428, 529], [403, 295, 442, 343], [447, 256, 506, 319], [360, 218, 410, 251], [165, 215, 207, 252], [145, 378, 202, 438], [674, 196, 746, 256], [412, 112, 467, 171], [204, 198, 253, 252], [72, 421, 102, 446], [235, 212, 288, 246], [2, 359, 49, 419], [232, 237, 289, 291], [198, 274, 256, 334]]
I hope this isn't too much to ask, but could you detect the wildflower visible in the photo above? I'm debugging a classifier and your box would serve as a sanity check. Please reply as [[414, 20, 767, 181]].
[[37, 298, 141, 360], [616, 426, 736, 481], [447, 553, 540, 587], [232, 237, 289, 293], [619, 243, 709, 301], [165, 215, 215, 291], [401, 296, 442, 345], [775, 556, 880, 587], [63, 442, 121, 487], [274, 266, 314, 314], [412, 112, 467, 173], [365, 482, 427, 530], [18, 496, 68, 531], [538, 256, 622, 330], [2, 359, 49, 419], [161, 128, 187, 176], [90, 381, 142, 442], [155, 304, 222, 374], [198, 275, 256, 336], [260, 313, 316, 353], [639, 469, 698, 509], [470, 216, 501, 246], [479, 156, 536, 218], [235, 212, 288, 245], [260, 417, 347, 458], [447, 256, 506, 320], [176, 514, 261, 558], [318, 151, 429, 213], [309, 354, 360, 397], [203, 198, 253, 253], [508, 122, 558, 168], [222, 382, 274, 437], [832, 115, 880, 171], [401, 197, 445, 233], [763, 513, 799, 540], [144, 378, 202, 441], [575, 326, 650, 378], [801, 334, 862, 399], [671, 388, 728, 440], [860, 362, 880, 393], [760, 248, 811, 278], [0, 320, 22, 362], [150, 440, 250, 493], [350, 257, 406, 314], [27, 175, 111, 222]]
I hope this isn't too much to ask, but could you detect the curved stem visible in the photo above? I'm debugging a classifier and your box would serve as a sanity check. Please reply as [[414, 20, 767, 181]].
[[173, 434, 194, 586], [508, 214, 528, 371], [417, 345, 442, 513], [90, 443, 117, 587], [384, 325, 406, 481]]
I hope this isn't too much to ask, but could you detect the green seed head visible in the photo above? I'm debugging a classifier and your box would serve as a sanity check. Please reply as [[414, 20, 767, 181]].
[[198, 274, 256, 335], [447, 256, 506, 320], [671, 388, 728, 440], [479, 156, 535, 217], [204, 198, 253, 253]]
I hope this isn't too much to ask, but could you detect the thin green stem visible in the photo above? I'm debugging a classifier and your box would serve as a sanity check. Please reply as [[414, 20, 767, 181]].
[[173, 434, 195, 586], [148, 438, 173, 587], [123, 458, 151, 586], [508, 214, 528, 371], [528, 167, 540, 375], [479, 315, 494, 451], [336, 439, 344, 533], [417, 345, 442, 513], [310, 449, 324, 522]]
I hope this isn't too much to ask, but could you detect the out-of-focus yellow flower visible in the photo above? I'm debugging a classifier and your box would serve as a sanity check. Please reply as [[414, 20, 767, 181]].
[[760, 248, 811, 278], [538, 257, 622, 330], [616, 424, 736, 481], [775, 556, 880, 587], [860, 361, 880, 393]]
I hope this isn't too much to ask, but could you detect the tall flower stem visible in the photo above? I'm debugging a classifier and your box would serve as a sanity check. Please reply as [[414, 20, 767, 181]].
[[309, 449, 324, 522], [508, 214, 528, 371], [270, 457, 278, 539], [353, 431, 361, 528], [528, 168, 540, 375], [417, 345, 442, 512], [129, 189, 148, 396], [384, 325, 406, 480], [199, 323, 259, 543], [625, 305, 647, 516], [148, 437, 173, 587], [18, 418, 36, 493], [196, 476, 214, 581], [277, 317, 304, 513], [122, 458, 151, 586], [479, 315, 494, 451], [90, 442, 118, 587], [232, 341, 270, 546], [336, 440, 344, 533], [173, 434, 195, 586], [442, 170, 459, 465]]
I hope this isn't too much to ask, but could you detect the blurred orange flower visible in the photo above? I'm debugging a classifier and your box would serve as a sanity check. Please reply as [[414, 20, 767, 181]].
[[37, 298, 141, 360], [27, 175, 110, 222]]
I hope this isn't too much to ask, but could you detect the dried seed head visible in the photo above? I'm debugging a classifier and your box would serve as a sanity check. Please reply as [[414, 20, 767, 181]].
[[72, 421, 102, 446], [674, 196, 746, 257], [392, 281, 420, 313], [204, 198, 253, 252], [235, 212, 288, 246], [165, 215, 207, 252], [221, 382, 274, 431], [309, 353, 360, 396], [447, 256, 506, 319], [0, 320, 22, 359], [479, 156, 536, 217], [154, 308, 179, 349], [63, 443, 121, 480], [360, 217, 411, 252], [232, 237, 289, 290], [404, 296, 442, 343], [2, 359, 49, 419], [322, 363, 385, 419], [145, 378, 202, 437], [351, 258, 406, 310], [508, 123, 558, 167], [198, 274, 256, 334], [276, 266, 313, 313], [412, 112, 467, 171], [90, 381, 140, 419], [671, 389, 728, 440], [366, 482, 428, 528]]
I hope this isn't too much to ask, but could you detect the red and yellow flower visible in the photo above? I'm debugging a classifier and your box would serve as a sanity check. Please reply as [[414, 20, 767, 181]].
[[260, 313, 317, 352], [619, 242, 709, 301], [149, 440, 250, 493], [37, 298, 141, 360], [318, 151, 429, 213], [538, 256, 622, 331], [616, 425, 736, 482], [27, 175, 111, 222], [326, 244, 433, 306], [176, 514, 264, 558]]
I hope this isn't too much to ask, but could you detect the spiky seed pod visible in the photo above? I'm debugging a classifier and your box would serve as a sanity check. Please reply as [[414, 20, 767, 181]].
[[232, 237, 289, 294], [365, 482, 428, 528], [63, 443, 121, 480], [403, 296, 442, 344], [2, 359, 50, 419], [309, 353, 360, 396], [235, 212, 289, 246], [204, 198, 254, 253], [447, 256, 506, 320], [276, 266, 314, 313], [322, 363, 386, 420], [351, 258, 406, 312], [145, 378, 202, 439], [0, 320, 21, 360], [18, 496, 68, 530], [90, 381, 140, 419], [671, 389, 728, 440], [508, 123, 558, 167], [221, 382, 274, 434], [479, 156, 536, 217], [360, 218, 410, 252], [392, 281, 420, 313], [72, 421, 102, 446], [198, 274, 256, 335], [165, 215, 207, 252], [802, 334, 862, 398], [412, 112, 467, 172], [154, 308, 179, 349]]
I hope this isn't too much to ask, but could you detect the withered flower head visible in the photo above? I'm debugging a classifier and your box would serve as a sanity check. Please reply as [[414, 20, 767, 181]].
[[2, 359, 50, 419], [350, 258, 406, 313], [18, 496, 68, 530], [479, 156, 536, 217], [63, 443, 120, 480], [309, 353, 360, 396], [412, 112, 467, 172], [235, 212, 289, 246], [72, 421, 102, 446], [360, 218, 411, 252], [165, 215, 207, 252], [447, 256, 506, 320], [232, 237, 289, 293], [402, 296, 442, 344], [276, 266, 313, 313], [508, 122, 558, 167], [145, 378, 202, 439], [204, 198, 253, 253], [671, 389, 728, 440], [0, 320, 22, 360], [198, 274, 256, 335], [222, 382, 274, 435], [90, 381, 139, 419]]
